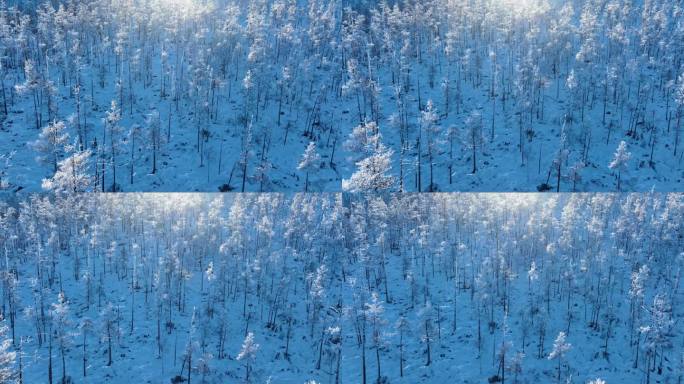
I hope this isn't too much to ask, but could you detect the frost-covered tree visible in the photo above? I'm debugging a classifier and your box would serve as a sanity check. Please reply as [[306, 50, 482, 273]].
[[50, 292, 71, 384], [237, 122, 253, 192], [42, 144, 92, 193], [674, 72, 684, 157], [181, 309, 200, 384], [508, 351, 524, 384], [641, 293, 674, 383], [127, 124, 142, 185], [0, 151, 13, 190], [100, 302, 120, 367], [608, 140, 630, 191], [565, 161, 585, 192], [0, 315, 15, 383], [14, 59, 43, 130], [237, 332, 259, 383], [145, 111, 163, 175], [344, 121, 380, 160], [31, 120, 69, 172], [548, 331, 571, 383], [79, 318, 94, 378], [365, 292, 386, 383], [298, 141, 321, 192], [104, 101, 123, 191], [421, 100, 440, 191], [464, 111, 485, 174], [629, 264, 649, 353], [546, 127, 569, 192], [343, 136, 395, 192], [419, 302, 435, 367], [196, 350, 213, 384]]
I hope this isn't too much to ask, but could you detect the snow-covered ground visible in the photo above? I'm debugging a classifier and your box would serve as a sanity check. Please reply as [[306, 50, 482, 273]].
[[0, 193, 682, 383], [0, 0, 682, 192]]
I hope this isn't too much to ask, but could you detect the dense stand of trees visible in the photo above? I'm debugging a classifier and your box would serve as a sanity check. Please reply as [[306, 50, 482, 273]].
[[0, 0, 681, 191], [0, 193, 682, 383]]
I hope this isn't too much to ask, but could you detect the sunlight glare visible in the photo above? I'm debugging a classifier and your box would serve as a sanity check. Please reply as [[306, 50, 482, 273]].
[[151, 0, 201, 17], [497, 0, 547, 16]]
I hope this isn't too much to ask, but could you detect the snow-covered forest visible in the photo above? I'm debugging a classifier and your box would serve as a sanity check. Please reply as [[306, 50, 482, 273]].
[[0, 193, 681, 383], [0, 0, 682, 192]]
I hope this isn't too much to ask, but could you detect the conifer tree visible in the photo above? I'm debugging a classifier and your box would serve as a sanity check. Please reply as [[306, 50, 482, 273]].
[[237, 332, 259, 383], [31, 120, 69, 173], [298, 141, 321, 192], [548, 331, 571, 383], [608, 140, 630, 191]]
